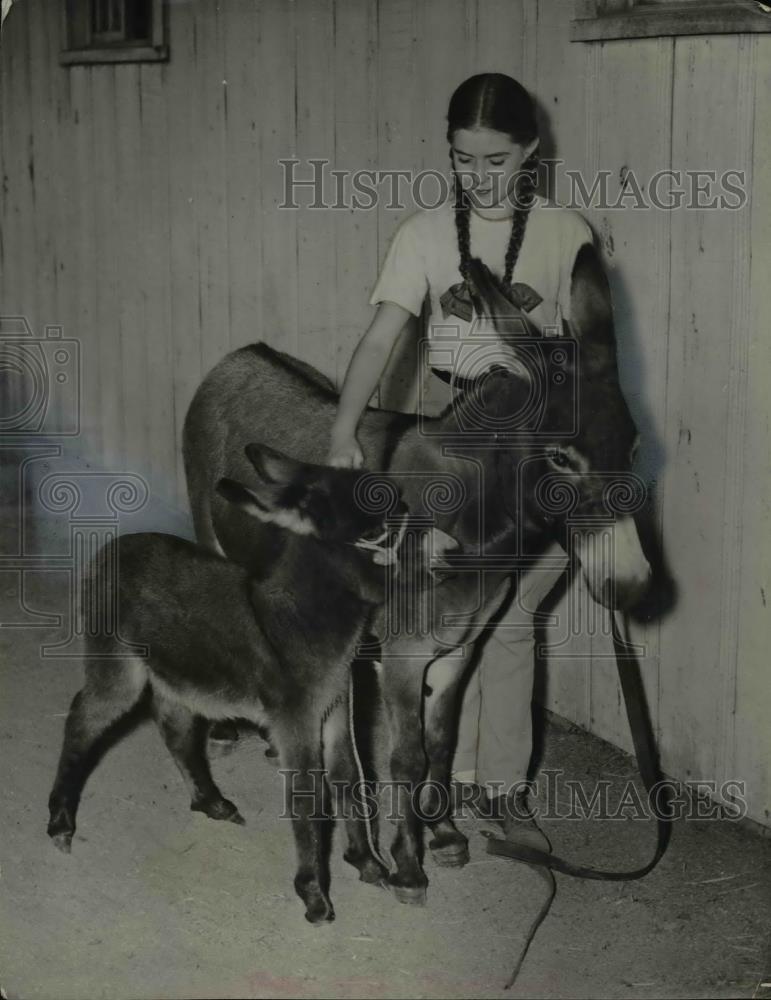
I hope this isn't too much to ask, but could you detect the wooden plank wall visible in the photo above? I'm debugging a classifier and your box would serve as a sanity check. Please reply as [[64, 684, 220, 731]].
[[0, 0, 768, 826]]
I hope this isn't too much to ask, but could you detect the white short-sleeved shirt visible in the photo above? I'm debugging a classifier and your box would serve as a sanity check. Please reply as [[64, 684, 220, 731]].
[[369, 195, 593, 376]]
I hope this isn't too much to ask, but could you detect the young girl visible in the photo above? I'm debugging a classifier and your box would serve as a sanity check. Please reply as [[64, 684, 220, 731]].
[[328, 73, 598, 852]]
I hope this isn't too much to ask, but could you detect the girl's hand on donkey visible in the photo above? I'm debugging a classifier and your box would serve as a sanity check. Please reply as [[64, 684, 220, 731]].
[[327, 437, 365, 469]]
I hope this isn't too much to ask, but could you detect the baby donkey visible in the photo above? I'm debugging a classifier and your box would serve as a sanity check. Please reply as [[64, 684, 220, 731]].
[[47, 443, 435, 923]]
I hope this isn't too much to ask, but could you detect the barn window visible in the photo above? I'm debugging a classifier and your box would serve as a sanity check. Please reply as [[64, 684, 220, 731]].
[[60, 0, 168, 64], [571, 0, 771, 40]]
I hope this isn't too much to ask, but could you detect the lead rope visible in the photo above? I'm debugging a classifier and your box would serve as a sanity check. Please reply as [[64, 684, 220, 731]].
[[347, 513, 410, 874], [502, 865, 556, 989], [484, 609, 674, 987], [349, 666, 391, 875], [352, 513, 409, 566]]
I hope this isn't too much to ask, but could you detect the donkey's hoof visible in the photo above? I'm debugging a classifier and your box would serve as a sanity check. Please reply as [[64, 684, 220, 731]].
[[388, 879, 428, 906], [429, 835, 470, 868], [192, 796, 244, 825]]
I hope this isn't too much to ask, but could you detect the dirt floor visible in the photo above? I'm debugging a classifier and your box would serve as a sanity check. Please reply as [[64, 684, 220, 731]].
[[0, 493, 769, 1000]]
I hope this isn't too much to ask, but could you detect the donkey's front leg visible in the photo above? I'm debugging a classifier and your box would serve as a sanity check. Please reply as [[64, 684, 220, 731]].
[[422, 651, 474, 868], [379, 658, 429, 905], [275, 717, 334, 924]]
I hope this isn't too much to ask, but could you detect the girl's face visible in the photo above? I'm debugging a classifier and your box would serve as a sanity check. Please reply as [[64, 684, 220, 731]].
[[450, 127, 538, 219]]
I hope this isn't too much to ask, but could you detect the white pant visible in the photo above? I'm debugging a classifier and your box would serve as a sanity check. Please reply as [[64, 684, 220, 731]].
[[451, 549, 567, 790]]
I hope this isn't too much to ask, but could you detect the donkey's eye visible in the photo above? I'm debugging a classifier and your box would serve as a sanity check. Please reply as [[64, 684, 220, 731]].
[[546, 447, 572, 470]]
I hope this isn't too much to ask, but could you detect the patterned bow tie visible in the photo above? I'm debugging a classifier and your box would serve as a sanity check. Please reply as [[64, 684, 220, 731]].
[[439, 278, 543, 323]]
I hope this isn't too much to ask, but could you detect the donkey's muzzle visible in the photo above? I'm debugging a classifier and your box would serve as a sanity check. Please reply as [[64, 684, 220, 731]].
[[574, 516, 652, 611]]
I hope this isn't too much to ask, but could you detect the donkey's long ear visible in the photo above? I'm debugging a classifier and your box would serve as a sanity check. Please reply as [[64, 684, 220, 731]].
[[466, 257, 541, 341], [569, 243, 618, 374], [245, 442, 303, 485]]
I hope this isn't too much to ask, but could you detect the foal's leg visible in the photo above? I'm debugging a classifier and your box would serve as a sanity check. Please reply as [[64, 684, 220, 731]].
[[324, 696, 388, 889], [150, 692, 244, 825], [379, 658, 429, 904], [274, 714, 334, 924], [422, 651, 474, 867], [47, 655, 147, 851]]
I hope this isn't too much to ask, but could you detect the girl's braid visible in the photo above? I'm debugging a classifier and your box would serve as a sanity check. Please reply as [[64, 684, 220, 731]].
[[450, 150, 539, 289], [502, 151, 538, 288], [451, 156, 473, 282]]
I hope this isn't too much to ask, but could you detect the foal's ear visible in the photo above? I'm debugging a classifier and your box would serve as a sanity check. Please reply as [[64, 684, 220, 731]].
[[245, 442, 303, 485], [217, 476, 316, 536], [474, 363, 533, 422], [216, 477, 270, 515]]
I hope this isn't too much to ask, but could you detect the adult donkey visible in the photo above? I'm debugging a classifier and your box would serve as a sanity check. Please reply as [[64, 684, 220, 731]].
[[183, 247, 651, 902]]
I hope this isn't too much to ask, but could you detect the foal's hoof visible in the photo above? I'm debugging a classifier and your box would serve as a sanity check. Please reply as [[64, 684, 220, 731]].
[[47, 809, 74, 853], [192, 796, 245, 825], [388, 878, 428, 906], [49, 831, 73, 854], [428, 834, 470, 868], [304, 897, 335, 924]]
